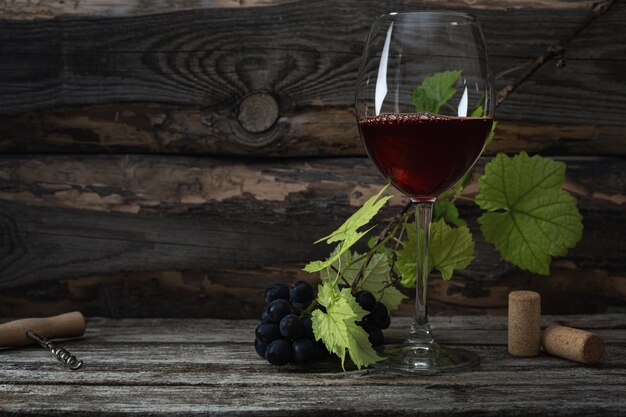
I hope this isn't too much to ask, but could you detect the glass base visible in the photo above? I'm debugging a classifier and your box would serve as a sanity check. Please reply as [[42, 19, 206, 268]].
[[373, 340, 480, 374]]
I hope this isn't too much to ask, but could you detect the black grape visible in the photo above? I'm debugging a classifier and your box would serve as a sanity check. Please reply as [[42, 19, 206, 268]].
[[264, 283, 290, 304], [255, 322, 281, 344], [292, 338, 315, 364], [290, 280, 313, 304], [265, 339, 292, 366], [355, 291, 377, 312], [279, 314, 303, 339], [314, 340, 331, 359], [378, 313, 391, 330], [255, 339, 268, 359], [256, 280, 328, 366], [267, 299, 291, 323], [260, 307, 271, 323], [367, 327, 384, 346], [368, 302, 390, 329], [301, 315, 315, 340], [292, 300, 312, 311]]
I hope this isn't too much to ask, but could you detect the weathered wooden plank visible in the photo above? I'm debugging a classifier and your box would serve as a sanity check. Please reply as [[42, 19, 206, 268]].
[[0, 155, 623, 317], [1, 341, 625, 379], [1, 383, 624, 416], [2, 107, 625, 157], [0, 0, 602, 21], [0, 316, 624, 416], [1, 155, 622, 214], [0, 0, 300, 20], [60, 314, 626, 335], [0, 1, 624, 157], [2, 314, 624, 336], [1, 263, 625, 318]]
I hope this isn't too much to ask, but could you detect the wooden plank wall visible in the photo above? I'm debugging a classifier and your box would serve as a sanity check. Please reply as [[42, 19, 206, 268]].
[[0, 0, 624, 318]]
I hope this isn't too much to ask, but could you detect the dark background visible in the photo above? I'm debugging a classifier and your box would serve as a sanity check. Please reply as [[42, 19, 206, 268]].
[[0, 0, 624, 318]]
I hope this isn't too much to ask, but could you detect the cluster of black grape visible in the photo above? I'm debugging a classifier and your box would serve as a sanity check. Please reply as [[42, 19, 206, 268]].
[[255, 282, 391, 366], [354, 290, 390, 348], [255, 281, 329, 365]]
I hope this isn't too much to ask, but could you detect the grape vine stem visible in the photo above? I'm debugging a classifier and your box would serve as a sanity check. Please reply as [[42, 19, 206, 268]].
[[371, 201, 412, 252]]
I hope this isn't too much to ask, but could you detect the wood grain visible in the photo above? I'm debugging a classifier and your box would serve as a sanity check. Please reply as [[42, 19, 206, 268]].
[[2, 107, 625, 157], [0, 315, 624, 416], [0, 0, 602, 21], [0, 155, 623, 317], [1, 155, 623, 215], [1, 263, 624, 318], [0, 1, 624, 155]]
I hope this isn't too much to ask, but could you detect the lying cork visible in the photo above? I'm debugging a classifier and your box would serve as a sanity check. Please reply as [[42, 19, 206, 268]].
[[508, 291, 541, 357], [542, 324, 605, 365]]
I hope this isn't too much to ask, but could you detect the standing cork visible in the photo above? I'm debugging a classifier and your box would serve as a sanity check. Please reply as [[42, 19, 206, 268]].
[[508, 291, 541, 357], [542, 324, 605, 365]]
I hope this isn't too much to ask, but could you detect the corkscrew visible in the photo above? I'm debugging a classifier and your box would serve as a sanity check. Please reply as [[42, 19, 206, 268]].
[[0, 312, 86, 371], [26, 330, 84, 370]]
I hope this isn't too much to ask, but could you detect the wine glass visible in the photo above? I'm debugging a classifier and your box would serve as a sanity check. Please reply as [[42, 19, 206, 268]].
[[355, 11, 494, 373]]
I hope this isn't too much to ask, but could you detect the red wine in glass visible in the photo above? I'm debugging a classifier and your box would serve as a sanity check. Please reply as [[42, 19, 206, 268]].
[[359, 113, 493, 200]]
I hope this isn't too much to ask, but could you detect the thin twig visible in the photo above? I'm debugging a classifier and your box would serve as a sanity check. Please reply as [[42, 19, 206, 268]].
[[351, 221, 402, 289], [329, 264, 350, 287], [495, 0, 617, 107], [372, 201, 412, 247], [495, 61, 532, 80]]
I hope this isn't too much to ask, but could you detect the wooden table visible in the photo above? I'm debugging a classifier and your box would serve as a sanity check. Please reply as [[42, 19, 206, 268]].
[[1, 314, 625, 416]]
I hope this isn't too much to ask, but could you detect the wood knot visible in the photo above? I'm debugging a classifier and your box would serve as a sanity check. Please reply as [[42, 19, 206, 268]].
[[237, 92, 279, 134]]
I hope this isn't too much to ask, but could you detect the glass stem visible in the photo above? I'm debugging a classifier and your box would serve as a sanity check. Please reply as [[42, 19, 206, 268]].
[[410, 200, 435, 344]]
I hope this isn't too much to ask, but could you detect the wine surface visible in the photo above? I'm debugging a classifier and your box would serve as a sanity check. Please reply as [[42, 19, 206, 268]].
[[358, 113, 493, 200]]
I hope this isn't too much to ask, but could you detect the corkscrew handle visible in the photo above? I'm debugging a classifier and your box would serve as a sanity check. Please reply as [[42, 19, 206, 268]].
[[26, 331, 84, 371], [0, 312, 86, 347]]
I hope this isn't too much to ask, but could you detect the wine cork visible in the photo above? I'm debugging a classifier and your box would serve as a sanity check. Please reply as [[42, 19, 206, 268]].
[[508, 291, 541, 357], [542, 324, 605, 365]]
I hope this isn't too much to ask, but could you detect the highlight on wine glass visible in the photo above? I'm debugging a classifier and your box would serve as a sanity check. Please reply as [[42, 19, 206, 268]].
[[355, 11, 494, 373]]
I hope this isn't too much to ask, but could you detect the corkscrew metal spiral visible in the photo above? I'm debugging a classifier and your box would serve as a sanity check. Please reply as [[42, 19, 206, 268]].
[[26, 331, 84, 370]]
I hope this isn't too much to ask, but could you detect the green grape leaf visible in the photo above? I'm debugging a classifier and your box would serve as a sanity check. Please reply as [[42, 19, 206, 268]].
[[304, 230, 371, 273], [316, 184, 391, 244], [357, 253, 407, 311], [411, 88, 440, 114], [429, 220, 475, 280], [321, 251, 406, 312], [433, 199, 467, 227], [344, 321, 383, 369], [316, 279, 336, 308], [411, 70, 462, 114], [369, 236, 395, 265], [304, 185, 392, 273], [485, 120, 497, 148], [475, 152, 583, 275], [470, 105, 484, 118], [312, 284, 383, 369], [396, 219, 475, 287]]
